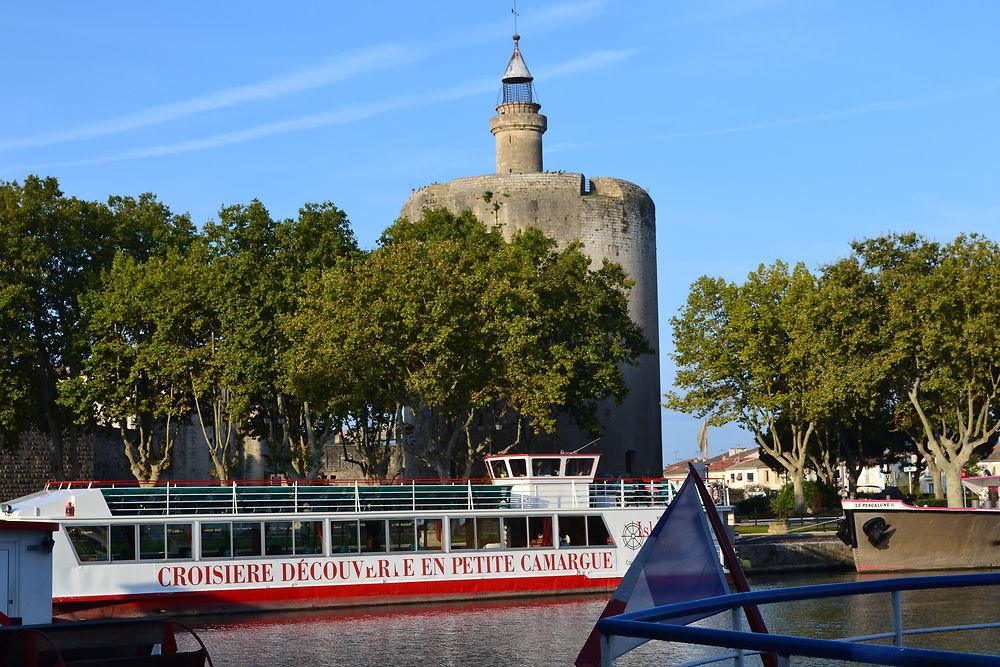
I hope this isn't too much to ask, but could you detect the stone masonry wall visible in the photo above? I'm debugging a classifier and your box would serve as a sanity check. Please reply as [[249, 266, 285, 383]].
[[0, 429, 97, 501], [0, 425, 396, 501]]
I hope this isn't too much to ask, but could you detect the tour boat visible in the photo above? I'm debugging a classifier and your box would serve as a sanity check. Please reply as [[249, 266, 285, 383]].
[[0, 454, 730, 619], [840, 476, 1000, 572]]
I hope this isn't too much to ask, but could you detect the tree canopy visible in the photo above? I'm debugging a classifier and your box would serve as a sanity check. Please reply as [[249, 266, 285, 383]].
[[666, 261, 820, 511], [669, 231, 1000, 508], [9, 180, 645, 484], [0, 176, 193, 477], [282, 208, 650, 478]]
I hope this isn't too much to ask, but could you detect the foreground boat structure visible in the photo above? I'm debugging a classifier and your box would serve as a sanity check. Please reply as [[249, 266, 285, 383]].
[[582, 467, 1000, 666], [0, 617, 213, 666], [596, 572, 1000, 666], [0, 454, 728, 619]]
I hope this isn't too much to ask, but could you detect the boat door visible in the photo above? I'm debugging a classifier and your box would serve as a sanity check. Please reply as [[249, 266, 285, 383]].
[[0, 543, 10, 621]]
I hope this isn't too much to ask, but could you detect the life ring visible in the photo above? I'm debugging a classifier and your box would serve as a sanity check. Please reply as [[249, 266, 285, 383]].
[[710, 485, 721, 503]]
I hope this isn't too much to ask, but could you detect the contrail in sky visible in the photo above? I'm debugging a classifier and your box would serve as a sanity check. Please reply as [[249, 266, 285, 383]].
[[547, 80, 999, 153], [2, 49, 633, 172], [0, 44, 413, 153], [645, 101, 906, 141], [0, 0, 607, 154]]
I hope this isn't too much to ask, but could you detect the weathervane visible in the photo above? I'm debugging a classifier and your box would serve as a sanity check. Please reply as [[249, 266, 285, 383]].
[[512, 0, 519, 36]]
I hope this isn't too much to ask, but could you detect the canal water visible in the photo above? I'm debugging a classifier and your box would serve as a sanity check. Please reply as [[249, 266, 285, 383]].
[[180, 570, 1000, 666]]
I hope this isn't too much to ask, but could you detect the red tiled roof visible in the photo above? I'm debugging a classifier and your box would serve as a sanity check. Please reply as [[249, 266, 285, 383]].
[[662, 448, 756, 476], [726, 457, 764, 471], [982, 443, 1000, 463]]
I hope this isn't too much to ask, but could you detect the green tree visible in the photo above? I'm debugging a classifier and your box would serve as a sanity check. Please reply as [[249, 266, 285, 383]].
[[284, 209, 648, 479], [854, 233, 1000, 507], [204, 199, 362, 478], [60, 251, 204, 482], [0, 176, 193, 477], [199, 201, 280, 480], [667, 261, 820, 512], [801, 254, 909, 496], [282, 253, 403, 479]]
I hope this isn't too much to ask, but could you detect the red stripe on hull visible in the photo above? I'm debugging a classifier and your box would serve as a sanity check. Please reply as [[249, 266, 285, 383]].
[[54, 575, 620, 620]]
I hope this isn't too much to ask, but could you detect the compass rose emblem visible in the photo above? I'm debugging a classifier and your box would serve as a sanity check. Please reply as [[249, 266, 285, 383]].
[[621, 522, 644, 550]]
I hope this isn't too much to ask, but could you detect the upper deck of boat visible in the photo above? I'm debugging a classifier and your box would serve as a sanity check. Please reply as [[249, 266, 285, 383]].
[[13, 455, 692, 519]]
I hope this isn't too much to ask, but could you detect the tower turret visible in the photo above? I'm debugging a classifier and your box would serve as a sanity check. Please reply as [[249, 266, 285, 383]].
[[490, 35, 547, 174]]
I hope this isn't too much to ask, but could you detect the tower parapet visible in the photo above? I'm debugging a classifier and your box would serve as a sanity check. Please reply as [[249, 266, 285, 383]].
[[490, 35, 547, 174]]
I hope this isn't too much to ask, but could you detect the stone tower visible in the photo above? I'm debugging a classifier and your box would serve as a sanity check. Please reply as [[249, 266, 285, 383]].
[[401, 36, 662, 477]]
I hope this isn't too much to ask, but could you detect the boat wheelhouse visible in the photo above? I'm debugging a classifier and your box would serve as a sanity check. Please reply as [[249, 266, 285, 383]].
[[0, 454, 730, 619]]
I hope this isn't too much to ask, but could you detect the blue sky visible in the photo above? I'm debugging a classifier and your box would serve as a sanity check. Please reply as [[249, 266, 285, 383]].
[[3, 1, 998, 464]]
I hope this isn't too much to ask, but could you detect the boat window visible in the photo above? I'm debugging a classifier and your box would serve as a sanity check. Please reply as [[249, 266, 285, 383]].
[[532, 458, 561, 477], [557, 516, 587, 546], [490, 460, 510, 479], [361, 520, 387, 553], [417, 518, 443, 551], [66, 525, 109, 562], [449, 518, 473, 550], [587, 516, 612, 546], [529, 516, 552, 547], [476, 517, 503, 548], [139, 524, 165, 560], [110, 524, 136, 561], [201, 522, 232, 558], [389, 519, 416, 552], [233, 522, 262, 557], [509, 459, 528, 477], [293, 521, 323, 555], [167, 524, 193, 559], [330, 520, 360, 554], [506, 517, 529, 548], [565, 458, 595, 477], [264, 521, 294, 556]]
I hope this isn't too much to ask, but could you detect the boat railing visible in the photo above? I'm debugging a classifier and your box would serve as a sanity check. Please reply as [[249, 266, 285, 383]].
[[44, 477, 700, 516], [596, 572, 1000, 666]]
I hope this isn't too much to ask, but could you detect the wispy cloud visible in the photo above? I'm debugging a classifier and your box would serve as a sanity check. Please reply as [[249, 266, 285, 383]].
[[3, 49, 635, 173], [650, 80, 1000, 141], [678, 0, 787, 26], [530, 0, 609, 27], [646, 100, 906, 141], [0, 44, 415, 153], [547, 80, 1000, 153], [0, 1, 609, 155], [536, 49, 637, 79]]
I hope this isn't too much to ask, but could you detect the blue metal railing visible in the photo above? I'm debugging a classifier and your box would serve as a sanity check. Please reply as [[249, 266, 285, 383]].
[[597, 573, 1000, 666]]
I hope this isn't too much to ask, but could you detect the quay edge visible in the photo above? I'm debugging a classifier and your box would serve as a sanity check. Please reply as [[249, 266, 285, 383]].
[[736, 532, 853, 574]]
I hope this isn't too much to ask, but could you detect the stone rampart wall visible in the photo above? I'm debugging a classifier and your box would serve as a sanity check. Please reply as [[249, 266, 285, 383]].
[[0, 425, 390, 501], [0, 429, 97, 500], [737, 538, 853, 573]]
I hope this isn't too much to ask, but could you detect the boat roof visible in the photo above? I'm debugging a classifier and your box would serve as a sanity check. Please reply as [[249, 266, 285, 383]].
[[483, 454, 601, 482]]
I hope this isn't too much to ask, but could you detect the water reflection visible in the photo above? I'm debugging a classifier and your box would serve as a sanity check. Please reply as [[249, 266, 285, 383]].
[[178, 570, 1000, 666]]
